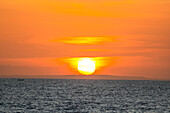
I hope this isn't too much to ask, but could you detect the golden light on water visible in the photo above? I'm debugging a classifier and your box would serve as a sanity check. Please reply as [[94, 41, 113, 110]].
[[78, 58, 96, 75]]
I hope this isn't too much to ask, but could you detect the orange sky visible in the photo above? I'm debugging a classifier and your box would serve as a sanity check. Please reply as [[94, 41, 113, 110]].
[[0, 0, 170, 80]]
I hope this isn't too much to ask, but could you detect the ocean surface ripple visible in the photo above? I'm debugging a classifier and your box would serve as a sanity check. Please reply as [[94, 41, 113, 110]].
[[0, 79, 170, 113]]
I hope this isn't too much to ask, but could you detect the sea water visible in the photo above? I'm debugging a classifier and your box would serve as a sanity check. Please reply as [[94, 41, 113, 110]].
[[0, 79, 170, 113]]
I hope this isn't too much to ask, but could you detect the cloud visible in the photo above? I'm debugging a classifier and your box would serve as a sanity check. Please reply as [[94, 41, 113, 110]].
[[54, 37, 116, 45]]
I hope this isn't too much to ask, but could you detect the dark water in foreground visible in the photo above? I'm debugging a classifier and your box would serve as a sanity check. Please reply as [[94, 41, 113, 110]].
[[0, 79, 170, 113]]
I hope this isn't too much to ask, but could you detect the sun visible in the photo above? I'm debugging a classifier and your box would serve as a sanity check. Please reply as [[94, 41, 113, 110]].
[[78, 58, 96, 75]]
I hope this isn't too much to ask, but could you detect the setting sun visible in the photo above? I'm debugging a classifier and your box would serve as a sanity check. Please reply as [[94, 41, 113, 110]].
[[78, 58, 96, 75]]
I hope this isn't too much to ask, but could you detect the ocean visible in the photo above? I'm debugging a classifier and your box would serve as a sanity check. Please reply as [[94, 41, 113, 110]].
[[0, 79, 169, 113]]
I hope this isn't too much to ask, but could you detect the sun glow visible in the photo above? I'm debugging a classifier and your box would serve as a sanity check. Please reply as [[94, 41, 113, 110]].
[[60, 57, 112, 75], [78, 58, 96, 75]]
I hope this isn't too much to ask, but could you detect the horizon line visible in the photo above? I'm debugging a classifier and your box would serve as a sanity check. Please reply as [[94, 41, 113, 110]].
[[0, 74, 169, 81]]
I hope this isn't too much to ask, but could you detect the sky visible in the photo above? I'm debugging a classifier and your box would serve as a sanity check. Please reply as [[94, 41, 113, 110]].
[[0, 0, 170, 80]]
